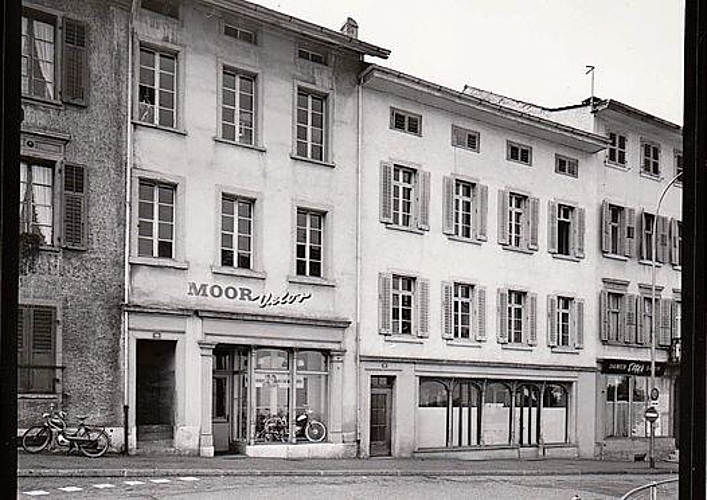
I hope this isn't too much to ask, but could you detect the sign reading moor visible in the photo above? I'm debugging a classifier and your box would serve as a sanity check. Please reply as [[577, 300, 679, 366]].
[[187, 282, 312, 309]]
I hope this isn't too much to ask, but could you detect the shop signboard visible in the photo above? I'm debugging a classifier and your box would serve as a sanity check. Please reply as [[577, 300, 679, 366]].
[[254, 373, 305, 389], [187, 281, 312, 308], [600, 359, 666, 377]]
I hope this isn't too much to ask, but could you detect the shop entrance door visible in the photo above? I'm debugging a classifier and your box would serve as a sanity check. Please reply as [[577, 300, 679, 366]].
[[370, 376, 394, 457], [213, 347, 248, 453], [136, 340, 175, 444]]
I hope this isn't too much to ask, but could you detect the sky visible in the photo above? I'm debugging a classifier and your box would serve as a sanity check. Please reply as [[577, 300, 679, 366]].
[[253, 0, 685, 125]]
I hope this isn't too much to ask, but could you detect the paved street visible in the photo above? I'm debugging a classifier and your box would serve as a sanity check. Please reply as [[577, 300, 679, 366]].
[[18, 473, 677, 499]]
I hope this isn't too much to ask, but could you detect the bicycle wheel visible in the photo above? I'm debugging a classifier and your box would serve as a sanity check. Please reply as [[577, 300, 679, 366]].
[[22, 425, 51, 453], [305, 421, 326, 442], [78, 428, 110, 458]]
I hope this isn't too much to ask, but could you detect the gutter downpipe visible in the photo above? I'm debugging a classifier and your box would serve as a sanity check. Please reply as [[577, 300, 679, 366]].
[[122, 0, 139, 455], [355, 76, 363, 457], [649, 171, 682, 468]]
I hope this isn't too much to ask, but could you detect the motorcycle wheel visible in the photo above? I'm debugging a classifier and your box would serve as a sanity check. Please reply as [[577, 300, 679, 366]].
[[78, 429, 110, 458], [305, 421, 327, 442], [22, 425, 51, 453]]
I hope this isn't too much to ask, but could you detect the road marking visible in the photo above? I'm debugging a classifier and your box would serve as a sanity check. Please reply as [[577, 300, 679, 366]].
[[150, 479, 171, 484], [178, 477, 200, 482], [124, 480, 146, 486], [58, 486, 84, 492], [93, 483, 116, 489], [23, 492, 49, 497]]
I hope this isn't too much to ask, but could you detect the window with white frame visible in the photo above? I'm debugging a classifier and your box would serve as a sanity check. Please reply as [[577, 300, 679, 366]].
[[392, 275, 415, 335], [451, 126, 480, 152], [607, 292, 622, 342], [390, 108, 421, 135], [641, 141, 661, 176], [508, 193, 525, 248], [507, 290, 525, 344], [498, 288, 537, 347], [137, 180, 175, 258], [507, 141, 532, 165], [642, 296, 654, 345], [607, 131, 627, 166], [138, 47, 177, 128], [557, 204, 573, 256], [221, 195, 253, 269], [555, 154, 578, 178], [392, 165, 415, 228], [601, 201, 636, 258], [20, 161, 54, 245], [557, 296, 572, 347], [454, 180, 473, 239], [221, 68, 255, 145], [499, 190, 538, 251], [547, 295, 585, 350], [296, 209, 323, 278], [379, 272, 429, 338], [453, 283, 473, 339], [441, 281, 486, 342], [442, 176, 487, 242], [296, 89, 326, 161], [224, 24, 256, 44], [22, 9, 56, 100]]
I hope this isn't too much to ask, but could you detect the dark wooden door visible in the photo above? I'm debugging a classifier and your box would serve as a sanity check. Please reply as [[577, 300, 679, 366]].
[[370, 376, 394, 456]]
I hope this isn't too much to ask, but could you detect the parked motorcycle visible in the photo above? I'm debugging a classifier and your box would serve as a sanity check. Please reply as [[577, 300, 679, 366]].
[[294, 409, 327, 442]]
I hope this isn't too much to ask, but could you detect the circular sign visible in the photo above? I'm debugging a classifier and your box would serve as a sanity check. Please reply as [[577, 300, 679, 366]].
[[645, 406, 659, 423], [651, 387, 660, 401]]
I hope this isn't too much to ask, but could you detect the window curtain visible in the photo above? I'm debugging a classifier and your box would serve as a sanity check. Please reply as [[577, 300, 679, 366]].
[[31, 19, 55, 99]]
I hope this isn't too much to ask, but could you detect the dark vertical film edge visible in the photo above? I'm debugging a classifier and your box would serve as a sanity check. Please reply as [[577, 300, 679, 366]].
[[681, 0, 707, 497], [0, 0, 22, 493]]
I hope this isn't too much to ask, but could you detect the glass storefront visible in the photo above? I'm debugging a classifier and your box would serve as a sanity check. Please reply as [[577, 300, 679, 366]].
[[417, 378, 570, 449], [605, 374, 672, 438]]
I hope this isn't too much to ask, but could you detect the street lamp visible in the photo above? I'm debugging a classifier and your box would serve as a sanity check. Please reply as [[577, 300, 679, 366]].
[[649, 170, 682, 469]]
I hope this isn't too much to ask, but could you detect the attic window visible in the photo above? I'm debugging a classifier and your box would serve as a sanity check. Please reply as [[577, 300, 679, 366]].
[[141, 0, 180, 19], [224, 24, 256, 45], [298, 48, 327, 65]]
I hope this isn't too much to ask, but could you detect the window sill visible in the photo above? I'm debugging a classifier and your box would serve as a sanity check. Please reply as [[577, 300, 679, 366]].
[[501, 245, 536, 255], [18, 393, 60, 399], [500, 344, 534, 351], [39, 245, 61, 254], [555, 171, 578, 179], [212, 265, 266, 280], [290, 154, 335, 168], [129, 256, 189, 270], [602, 253, 629, 262], [639, 171, 662, 182], [638, 259, 663, 267], [133, 120, 187, 136], [390, 127, 422, 137], [604, 160, 630, 171], [673, 264, 682, 271], [551, 253, 581, 262], [287, 275, 336, 287], [22, 95, 63, 109], [445, 339, 482, 348], [452, 145, 480, 154], [550, 346, 581, 354], [506, 159, 533, 167], [446, 234, 482, 245], [384, 223, 426, 235], [383, 335, 424, 344], [214, 136, 266, 152]]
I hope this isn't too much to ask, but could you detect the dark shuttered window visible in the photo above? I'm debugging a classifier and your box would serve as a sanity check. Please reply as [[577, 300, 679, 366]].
[[63, 164, 87, 249], [18, 306, 57, 394], [62, 19, 88, 105]]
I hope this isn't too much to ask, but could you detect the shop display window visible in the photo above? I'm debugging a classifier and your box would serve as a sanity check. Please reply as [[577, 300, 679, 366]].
[[605, 375, 672, 438]]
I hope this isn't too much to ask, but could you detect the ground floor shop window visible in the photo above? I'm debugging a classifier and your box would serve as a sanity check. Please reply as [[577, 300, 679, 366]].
[[417, 378, 569, 449], [605, 375, 672, 438]]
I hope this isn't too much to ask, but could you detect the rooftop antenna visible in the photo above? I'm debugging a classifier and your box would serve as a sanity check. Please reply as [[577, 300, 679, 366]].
[[585, 65, 596, 108]]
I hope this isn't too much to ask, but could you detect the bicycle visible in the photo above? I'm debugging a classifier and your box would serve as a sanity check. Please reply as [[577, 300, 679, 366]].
[[22, 405, 111, 458]]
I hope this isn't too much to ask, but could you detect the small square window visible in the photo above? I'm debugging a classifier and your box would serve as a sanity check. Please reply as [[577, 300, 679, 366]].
[[390, 108, 422, 136], [298, 48, 327, 65], [452, 126, 480, 152], [507, 141, 532, 165], [641, 141, 661, 176], [555, 154, 578, 178], [224, 24, 257, 44]]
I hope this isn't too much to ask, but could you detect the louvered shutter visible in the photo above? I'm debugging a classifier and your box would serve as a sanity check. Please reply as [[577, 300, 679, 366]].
[[17, 307, 29, 392], [624, 208, 636, 258], [659, 299, 672, 346], [63, 164, 87, 249], [601, 201, 611, 254], [474, 286, 487, 341], [547, 295, 558, 346], [600, 290, 609, 342], [442, 177, 455, 235], [626, 294, 638, 344], [441, 281, 454, 339], [527, 293, 538, 346], [30, 307, 56, 393], [547, 201, 558, 254], [670, 219, 680, 265], [574, 299, 585, 349], [417, 170, 430, 231], [527, 197, 539, 251], [575, 207, 586, 259], [474, 184, 488, 242], [498, 190, 509, 245], [497, 289, 508, 344], [62, 19, 88, 105], [378, 273, 392, 335], [379, 162, 393, 224], [416, 278, 430, 338], [657, 215, 669, 263]]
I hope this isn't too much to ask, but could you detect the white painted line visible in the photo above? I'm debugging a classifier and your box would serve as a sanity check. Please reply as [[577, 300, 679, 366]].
[[178, 477, 200, 482], [23, 492, 49, 497], [58, 486, 84, 492], [124, 480, 146, 486], [150, 479, 171, 484], [93, 483, 116, 489]]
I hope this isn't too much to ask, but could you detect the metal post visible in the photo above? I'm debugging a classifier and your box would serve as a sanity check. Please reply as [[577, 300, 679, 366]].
[[649, 419, 656, 469]]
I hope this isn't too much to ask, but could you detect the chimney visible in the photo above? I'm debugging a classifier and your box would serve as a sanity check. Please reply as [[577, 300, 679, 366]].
[[340, 17, 358, 39]]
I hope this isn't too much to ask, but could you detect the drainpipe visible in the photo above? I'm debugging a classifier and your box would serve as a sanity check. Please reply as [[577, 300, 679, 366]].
[[122, 0, 139, 455], [354, 77, 363, 457]]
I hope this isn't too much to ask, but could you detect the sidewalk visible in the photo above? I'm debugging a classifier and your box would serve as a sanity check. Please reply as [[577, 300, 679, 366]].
[[18, 451, 679, 478]]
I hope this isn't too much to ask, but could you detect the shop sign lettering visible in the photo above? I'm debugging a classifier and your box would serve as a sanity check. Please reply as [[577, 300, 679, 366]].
[[601, 359, 666, 377], [187, 282, 312, 309], [254, 373, 305, 388]]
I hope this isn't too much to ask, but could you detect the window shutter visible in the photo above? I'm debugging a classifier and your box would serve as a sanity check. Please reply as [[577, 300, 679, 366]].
[[527, 197, 539, 251], [474, 183, 488, 242], [417, 170, 431, 231], [659, 298, 672, 346], [62, 19, 88, 105], [497, 289, 508, 344], [547, 295, 558, 347], [17, 307, 29, 392], [379, 162, 393, 224], [474, 286, 487, 342], [618, 293, 627, 343], [671, 300, 680, 339], [497, 190, 509, 245], [441, 281, 454, 339], [442, 176, 455, 235], [601, 200, 611, 254], [547, 201, 557, 254], [670, 219, 680, 265], [575, 207, 585, 259], [600, 290, 609, 342], [62, 164, 88, 249], [574, 299, 585, 349], [657, 215, 669, 264], [526, 292, 538, 346], [626, 294, 638, 344], [378, 273, 392, 335], [416, 277, 430, 338], [624, 208, 636, 258], [30, 307, 56, 392]]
